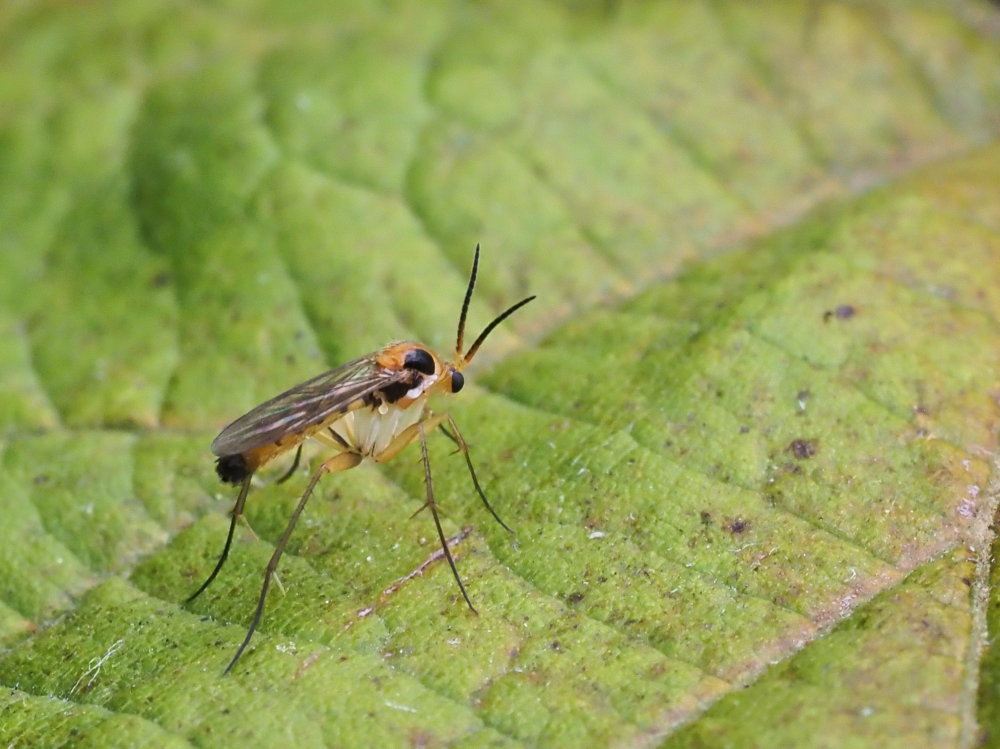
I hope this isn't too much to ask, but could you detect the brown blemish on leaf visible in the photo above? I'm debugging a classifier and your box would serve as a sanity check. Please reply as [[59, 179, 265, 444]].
[[823, 304, 857, 322], [349, 526, 475, 625], [788, 439, 818, 459], [149, 271, 171, 287], [727, 518, 749, 534], [835, 304, 856, 319], [292, 651, 322, 680]]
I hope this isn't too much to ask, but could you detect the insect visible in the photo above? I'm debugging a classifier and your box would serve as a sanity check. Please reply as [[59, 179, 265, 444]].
[[187, 244, 535, 673]]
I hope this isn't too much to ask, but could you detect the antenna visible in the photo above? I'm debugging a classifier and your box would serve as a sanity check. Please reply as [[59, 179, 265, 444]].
[[463, 295, 535, 364], [455, 244, 480, 357]]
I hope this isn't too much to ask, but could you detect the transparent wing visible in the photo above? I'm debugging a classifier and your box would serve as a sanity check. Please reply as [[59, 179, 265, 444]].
[[210, 354, 402, 456]]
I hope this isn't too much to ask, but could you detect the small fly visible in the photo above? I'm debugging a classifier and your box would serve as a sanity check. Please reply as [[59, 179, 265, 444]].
[[187, 244, 534, 673]]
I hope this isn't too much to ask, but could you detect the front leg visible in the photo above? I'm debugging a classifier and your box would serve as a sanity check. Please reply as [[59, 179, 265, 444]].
[[372, 410, 449, 464], [372, 413, 478, 614], [438, 414, 513, 533], [414, 421, 477, 613]]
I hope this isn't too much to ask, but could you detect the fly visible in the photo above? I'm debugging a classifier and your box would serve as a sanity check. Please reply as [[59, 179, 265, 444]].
[[187, 244, 535, 673]]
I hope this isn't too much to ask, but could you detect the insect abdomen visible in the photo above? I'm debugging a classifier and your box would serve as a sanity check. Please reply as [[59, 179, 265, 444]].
[[216, 454, 251, 484]]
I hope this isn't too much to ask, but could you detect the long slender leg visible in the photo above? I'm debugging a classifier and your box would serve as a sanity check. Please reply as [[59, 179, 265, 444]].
[[439, 415, 513, 534], [225, 450, 362, 674], [275, 444, 303, 485], [373, 412, 448, 519], [373, 411, 449, 465], [417, 422, 477, 614], [186, 474, 253, 603], [236, 516, 286, 597]]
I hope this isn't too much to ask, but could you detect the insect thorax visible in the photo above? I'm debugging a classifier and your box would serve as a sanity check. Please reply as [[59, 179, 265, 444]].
[[333, 398, 428, 458]]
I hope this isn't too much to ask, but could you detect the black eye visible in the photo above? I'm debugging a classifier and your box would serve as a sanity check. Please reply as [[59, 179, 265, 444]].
[[450, 369, 464, 393], [403, 348, 435, 375]]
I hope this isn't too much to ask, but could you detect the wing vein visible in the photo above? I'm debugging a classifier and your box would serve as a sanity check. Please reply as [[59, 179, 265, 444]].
[[210, 355, 403, 456]]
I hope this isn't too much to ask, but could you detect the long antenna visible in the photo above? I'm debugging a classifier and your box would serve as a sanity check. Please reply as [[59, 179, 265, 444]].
[[455, 244, 480, 357], [463, 295, 536, 364]]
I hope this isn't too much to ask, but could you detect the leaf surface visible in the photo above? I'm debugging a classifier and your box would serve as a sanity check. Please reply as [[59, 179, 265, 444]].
[[1, 2, 999, 747]]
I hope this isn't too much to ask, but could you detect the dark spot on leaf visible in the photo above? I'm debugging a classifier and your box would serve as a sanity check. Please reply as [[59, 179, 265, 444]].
[[33, 474, 49, 485], [836, 305, 856, 319], [699, 510, 713, 526], [567, 592, 585, 604], [824, 304, 857, 322], [789, 439, 818, 459], [728, 518, 749, 534], [149, 271, 171, 287], [739, 425, 750, 434]]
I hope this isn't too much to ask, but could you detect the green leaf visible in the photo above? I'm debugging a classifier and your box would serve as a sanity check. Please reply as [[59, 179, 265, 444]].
[[1, 1, 999, 747]]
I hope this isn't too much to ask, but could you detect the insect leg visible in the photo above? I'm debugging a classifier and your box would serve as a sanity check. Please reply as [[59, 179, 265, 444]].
[[440, 415, 513, 534], [225, 450, 362, 674], [232, 514, 287, 597], [186, 473, 253, 603], [372, 411, 449, 465], [374, 412, 449, 519], [417, 422, 477, 614], [275, 444, 303, 485]]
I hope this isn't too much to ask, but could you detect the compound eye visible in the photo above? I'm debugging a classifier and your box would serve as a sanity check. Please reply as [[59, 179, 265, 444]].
[[403, 348, 435, 375], [450, 369, 465, 393]]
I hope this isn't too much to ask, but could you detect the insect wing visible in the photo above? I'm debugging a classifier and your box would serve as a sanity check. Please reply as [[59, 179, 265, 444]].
[[210, 355, 399, 456]]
